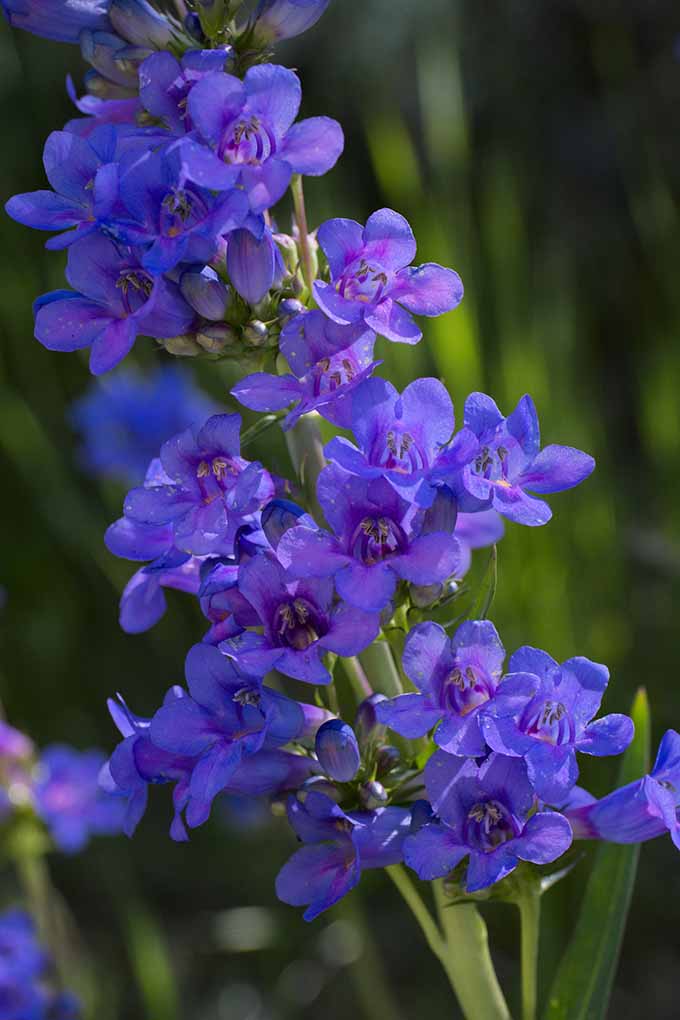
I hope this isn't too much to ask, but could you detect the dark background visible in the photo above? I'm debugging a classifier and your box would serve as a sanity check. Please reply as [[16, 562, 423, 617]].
[[1, 1, 680, 1016]]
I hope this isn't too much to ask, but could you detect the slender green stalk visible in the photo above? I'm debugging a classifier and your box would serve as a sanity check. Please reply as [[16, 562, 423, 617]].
[[359, 641, 403, 697], [433, 881, 511, 1020], [386, 865, 445, 960], [518, 886, 541, 1020], [284, 412, 326, 521], [342, 655, 373, 700], [290, 174, 315, 293]]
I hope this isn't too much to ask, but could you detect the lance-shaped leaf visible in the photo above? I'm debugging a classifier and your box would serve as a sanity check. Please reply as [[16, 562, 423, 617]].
[[544, 687, 650, 1020]]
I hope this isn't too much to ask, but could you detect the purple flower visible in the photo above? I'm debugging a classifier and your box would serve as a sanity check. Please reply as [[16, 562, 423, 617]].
[[107, 0, 172, 49], [34, 233, 195, 375], [117, 551, 204, 634], [232, 310, 379, 430], [5, 129, 120, 250], [566, 730, 680, 849], [454, 509, 505, 575], [220, 552, 380, 684], [148, 643, 328, 827], [437, 392, 595, 526], [176, 64, 344, 213], [225, 219, 285, 303], [121, 413, 276, 556], [481, 647, 634, 804], [250, 0, 330, 43], [139, 50, 233, 136], [1, 0, 111, 43], [404, 751, 572, 891], [0, 909, 73, 1020], [275, 790, 411, 920], [33, 745, 125, 853], [115, 144, 249, 272], [313, 209, 463, 345], [277, 463, 461, 613], [324, 376, 477, 505], [0, 721, 34, 762], [377, 620, 505, 756], [71, 364, 218, 484]]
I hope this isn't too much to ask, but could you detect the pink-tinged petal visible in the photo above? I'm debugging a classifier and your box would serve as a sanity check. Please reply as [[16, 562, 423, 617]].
[[404, 825, 468, 881], [519, 444, 595, 494], [187, 72, 245, 146], [89, 316, 137, 374], [362, 208, 416, 270], [279, 116, 344, 175], [376, 693, 442, 738], [316, 217, 365, 276], [335, 561, 396, 612], [34, 293, 108, 351], [364, 298, 422, 344], [391, 533, 460, 585], [243, 64, 301, 137], [393, 263, 464, 316]]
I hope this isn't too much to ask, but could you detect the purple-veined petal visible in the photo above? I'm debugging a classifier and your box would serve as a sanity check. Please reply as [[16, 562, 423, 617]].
[[363, 208, 416, 270], [364, 298, 422, 344], [577, 714, 634, 757], [279, 116, 344, 175], [519, 444, 595, 494], [393, 263, 464, 316]]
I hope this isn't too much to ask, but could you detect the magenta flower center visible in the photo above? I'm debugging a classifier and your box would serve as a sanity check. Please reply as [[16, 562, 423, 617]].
[[337, 256, 392, 304], [520, 698, 573, 745], [440, 663, 494, 717], [222, 115, 277, 165]]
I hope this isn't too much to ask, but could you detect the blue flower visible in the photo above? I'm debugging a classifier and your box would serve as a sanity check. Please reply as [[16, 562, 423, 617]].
[[139, 50, 234, 135], [276, 791, 411, 920], [313, 209, 463, 344], [324, 376, 478, 505], [175, 64, 344, 213], [2, 0, 111, 43], [232, 309, 379, 429], [0, 909, 81, 1020], [566, 730, 680, 849], [250, 0, 330, 44], [377, 620, 506, 756], [34, 233, 195, 375], [33, 745, 125, 853], [121, 413, 276, 556], [277, 463, 460, 613], [71, 364, 218, 484], [404, 751, 573, 891], [435, 392, 595, 526], [481, 646, 634, 804], [220, 552, 380, 684]]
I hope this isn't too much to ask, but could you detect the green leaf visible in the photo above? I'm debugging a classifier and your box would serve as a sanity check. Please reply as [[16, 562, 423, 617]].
[[543, 687, 651, 1020]]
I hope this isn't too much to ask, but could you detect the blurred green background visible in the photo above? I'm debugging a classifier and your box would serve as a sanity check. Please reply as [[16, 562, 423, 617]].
[[2, 1, 680, 1017]]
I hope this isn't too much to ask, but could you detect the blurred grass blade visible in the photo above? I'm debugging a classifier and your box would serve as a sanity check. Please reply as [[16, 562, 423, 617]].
[[124, 901, 179, 1020], [544, 687, 651, 1020]]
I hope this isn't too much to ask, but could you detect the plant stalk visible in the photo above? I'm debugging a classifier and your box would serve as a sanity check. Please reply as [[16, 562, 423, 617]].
[[284, 412, 326, 522], [518, 886, 541, 1020], [290, 174, 315, 294]]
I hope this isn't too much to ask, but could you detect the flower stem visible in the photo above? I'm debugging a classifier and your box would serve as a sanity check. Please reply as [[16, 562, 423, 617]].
[[290, 174, 315, 294], [342, 655, 373, 700], [518, 885, 541, 1020], [386, 865, 445, 961], [359, 641, 403, 697], [433, 881, 511, 1020], [284, 412, 326, 522]]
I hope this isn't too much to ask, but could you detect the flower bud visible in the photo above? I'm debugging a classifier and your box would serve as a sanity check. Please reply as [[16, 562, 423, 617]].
[[359, 780, 388, 810], [243, 321, 268, 347], [195, 324, 239, 354], [376, 745, 400, 778], [273, 232, 299, 277], [354, 694, 387, 750], [196, 0, 226, 37], [261, 498, 310, 550], [409, 582, 443, 608], [252, 0, 330, 44], [109, 0, 174, 48], [80, 30, 139, 88], [278, 298, 305, 324], [421, 484, 457, 535], [299, 775, 342, 801], [161, 334, 203, 357], [315, 720, 360, 783], [180, 267, 231, 321], [183, 11, 203, 39]]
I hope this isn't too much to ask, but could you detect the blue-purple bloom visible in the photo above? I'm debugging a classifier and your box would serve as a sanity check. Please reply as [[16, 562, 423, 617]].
[[377, 620, 505, 756], [277, 463, 460, 613], [139, 50, 234, 135], [1, 0, 110, 43], [34, 233, 195, 374], [71, 364, 218, 484], [232, 309, 379, 429], [315, 719, 361, 782], [220, 552, 380, 684], [276, 790, 411, 920], [176, 64, 344, 213], [313, 209, 463, 345], [481, 647, 633, 804], [0, 909, 81, 1020], [33, 745, 125, 853], [404, 751, 572, 891], [567, 730, 680, 849], [436, 392, 595, 526], [120, 413, 276, 556], [251, 0, 330, 43], [324, 376, 477, 505]]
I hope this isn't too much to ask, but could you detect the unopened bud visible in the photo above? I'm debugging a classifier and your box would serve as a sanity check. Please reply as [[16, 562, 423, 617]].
[[261, 498, 310, 550], [359, 780, 388, 810], [315, 720, 360, 783], [409, 583, 443, 608], [180, 267, 231, 320], [243, 321, 268, 347], [162, 334, 202, 357], [278, 298, 305, 323], [376, 745, 400, 778], [195, 324, 238, 353], [273, 232, 300, 277], [354, 694, 387, 750], [196, 0, 226, 37], [109, 0, 174, 49]]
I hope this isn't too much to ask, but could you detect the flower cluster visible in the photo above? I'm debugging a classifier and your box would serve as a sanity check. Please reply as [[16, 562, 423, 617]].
[[0, 721, 125, 854], [5, 0, 678, 946], [0, 909, 81, 1019]]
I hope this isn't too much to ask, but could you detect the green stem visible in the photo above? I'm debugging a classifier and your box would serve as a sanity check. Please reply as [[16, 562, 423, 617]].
[[359, 641, 403, 697], [386, 865, 445, 961], [342, 655, 373, 700], [290, 174, 315, 294], [518, 887, 541, 1020], [433, 881, 511, 1020], [284, 412, 326, 522]]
